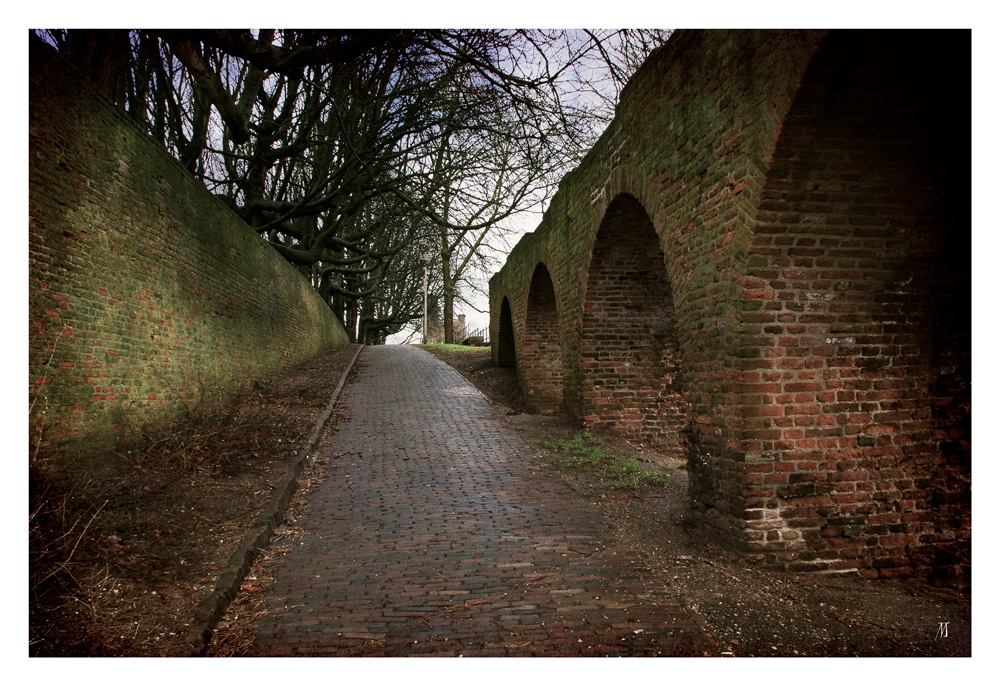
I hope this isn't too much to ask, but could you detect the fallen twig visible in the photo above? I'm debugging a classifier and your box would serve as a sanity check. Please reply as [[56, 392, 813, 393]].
[[444, 597, 491, 613]]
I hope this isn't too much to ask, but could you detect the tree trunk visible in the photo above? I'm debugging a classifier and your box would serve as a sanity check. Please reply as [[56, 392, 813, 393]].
[[346, 299, 358, 344], [442, 225, 454, 344]]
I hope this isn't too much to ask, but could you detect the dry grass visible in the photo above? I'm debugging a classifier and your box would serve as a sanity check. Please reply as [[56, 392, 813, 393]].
[[29, 344, 360, 656]]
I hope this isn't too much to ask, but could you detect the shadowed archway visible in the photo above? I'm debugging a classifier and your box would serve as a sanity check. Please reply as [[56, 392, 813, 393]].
[[737, 30, 971, 578], [497, 296, 516, 370]]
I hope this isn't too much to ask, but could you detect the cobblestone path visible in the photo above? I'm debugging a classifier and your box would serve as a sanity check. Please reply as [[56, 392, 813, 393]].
[[249, 345, 714, 656]]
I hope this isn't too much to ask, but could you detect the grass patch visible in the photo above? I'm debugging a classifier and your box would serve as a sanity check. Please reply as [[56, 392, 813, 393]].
[[418, 343, 487, 353], [542, 433, 668, 490]]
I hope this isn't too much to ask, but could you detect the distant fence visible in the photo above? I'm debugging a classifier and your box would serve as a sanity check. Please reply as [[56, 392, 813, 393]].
[[464, 326, 490, 345]]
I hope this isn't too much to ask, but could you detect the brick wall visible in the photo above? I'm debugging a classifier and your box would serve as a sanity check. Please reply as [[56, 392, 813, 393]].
[[523, 264, 562, 414], [489, 30, 970, 582], [734, 31, 971, 579], [578, 195, 688, 454], [29, 39, 349, 459]]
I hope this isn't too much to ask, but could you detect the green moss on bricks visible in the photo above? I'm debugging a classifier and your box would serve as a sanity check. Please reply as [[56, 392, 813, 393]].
[[29, 42, 349, 457]]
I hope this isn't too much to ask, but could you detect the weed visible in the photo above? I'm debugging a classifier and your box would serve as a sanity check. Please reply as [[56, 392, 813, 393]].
[[542, 433, 668, 490]]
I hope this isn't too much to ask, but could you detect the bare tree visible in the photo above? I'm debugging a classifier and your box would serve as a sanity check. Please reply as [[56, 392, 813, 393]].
[[34, 29, 671, 341]]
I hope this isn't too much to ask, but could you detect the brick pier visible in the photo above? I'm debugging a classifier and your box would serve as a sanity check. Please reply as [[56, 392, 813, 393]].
[[249, 345, 713, 656]]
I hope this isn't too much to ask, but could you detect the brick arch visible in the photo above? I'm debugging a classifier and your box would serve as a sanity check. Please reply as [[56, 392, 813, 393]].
[[523, 263, 562, 414], [578, 194, 688, 451], [735, 30, 971, 579], [490, 30, 969, 583], [496, 296, 516, 370]]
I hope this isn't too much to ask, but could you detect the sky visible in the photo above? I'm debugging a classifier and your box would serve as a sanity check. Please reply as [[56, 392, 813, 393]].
[[386, 30, 650, 344], [386, 209, 542, 344]]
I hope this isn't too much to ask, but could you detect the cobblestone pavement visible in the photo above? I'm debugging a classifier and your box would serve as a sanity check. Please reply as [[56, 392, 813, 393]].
[[249, 346, 715, 656]]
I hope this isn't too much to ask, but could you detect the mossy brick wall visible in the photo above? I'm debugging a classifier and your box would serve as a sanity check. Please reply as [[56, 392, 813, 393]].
[[490, 30, 970, 582], [28, 40, 349, 457]]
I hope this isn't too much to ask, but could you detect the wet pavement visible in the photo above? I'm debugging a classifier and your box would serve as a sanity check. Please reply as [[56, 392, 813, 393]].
[[249, 345, 714, 656]]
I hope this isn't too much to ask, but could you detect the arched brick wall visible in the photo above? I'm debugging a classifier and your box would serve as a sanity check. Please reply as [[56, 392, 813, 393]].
[[732, 31, 971, 579], [490, 29, 970, 582], [579, 195, 688, 453], [523, 264, 562, 413]]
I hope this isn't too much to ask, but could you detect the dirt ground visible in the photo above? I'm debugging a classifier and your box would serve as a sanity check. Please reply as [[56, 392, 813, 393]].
[[28, 344, 362, 656], [30, 342, 972, 657]]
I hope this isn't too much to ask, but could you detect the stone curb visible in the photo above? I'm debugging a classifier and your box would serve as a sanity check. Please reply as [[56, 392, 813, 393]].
[[185, 344, 364, 656]]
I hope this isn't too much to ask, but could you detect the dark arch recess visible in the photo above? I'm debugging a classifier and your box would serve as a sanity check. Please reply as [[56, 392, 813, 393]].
[[497, 296, 516, 370], [741, 30, 971, 579]]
